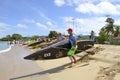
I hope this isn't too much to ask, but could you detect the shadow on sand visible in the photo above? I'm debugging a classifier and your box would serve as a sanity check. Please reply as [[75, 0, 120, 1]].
[[10, 54, 90, 80], [10, 62, 70, 80]]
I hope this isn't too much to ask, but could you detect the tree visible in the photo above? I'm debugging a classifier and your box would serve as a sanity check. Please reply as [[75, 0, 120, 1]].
[[105, 17, 120, 37], [97, 17, 120, 44], [22, 37, 31, 41], [114, 25, 120, 37], [48, 31, 57, 38], [0, 35, 12, 41], [12, 33, 22, 40], [31, 35, 40, 40], [0, 37, 8, 41], [6, 35, 12, 41], [105, 17, 114, 35], [96, 28, 109, 43]]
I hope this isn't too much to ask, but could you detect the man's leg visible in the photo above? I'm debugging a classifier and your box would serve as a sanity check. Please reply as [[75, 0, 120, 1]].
[[72, 56, 77, 63], [72, 45, 77, 63], [69, 56, 74, 63]]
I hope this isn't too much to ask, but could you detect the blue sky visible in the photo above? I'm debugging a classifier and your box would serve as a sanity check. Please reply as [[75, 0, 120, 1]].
[[1, 0, 120, 38]]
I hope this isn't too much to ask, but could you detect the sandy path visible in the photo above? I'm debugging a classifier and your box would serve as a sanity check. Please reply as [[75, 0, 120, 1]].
[[0, 45, 49, 80]]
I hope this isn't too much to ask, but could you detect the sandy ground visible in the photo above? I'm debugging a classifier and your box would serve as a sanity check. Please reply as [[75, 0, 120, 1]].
[[0, 45, 49, 80], [0, 44, 120, 80], [36, 44, 120, 80]]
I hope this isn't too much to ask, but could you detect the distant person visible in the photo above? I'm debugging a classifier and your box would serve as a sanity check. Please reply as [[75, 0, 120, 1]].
[[67, 28, 78, 65], [36, 38, 42, 42], [9, 41, 13, 45], [57, 33, 65, 42], [46, 38, 51, 42], [90, 30, 95, 41]]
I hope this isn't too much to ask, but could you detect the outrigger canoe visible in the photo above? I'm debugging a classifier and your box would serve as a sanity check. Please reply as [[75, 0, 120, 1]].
[[28, 41, 43, 47], [24, 40, 94, 60]]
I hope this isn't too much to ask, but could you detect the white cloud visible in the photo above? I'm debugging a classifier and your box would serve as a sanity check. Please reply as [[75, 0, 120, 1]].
[[97, 2, 119, 14], [66, 0, 74, 6], [31, 7, 54, 22], [31, 7, 59, 30], [0, 23, 10, 31], [72, 0, 81, 5], [65, 0, 96, 6], [62, 16, 107, 35], [75, 1, 120, 15], [36, 22, 48, 29], [17, 24, 28, 29], [75, 3, 101, 14], [54, 0, 120, 15], [54, 0, 65, 7], [62, 17, 75, 22], [47, 21, 53, 26], [96, 0, 120, 3], [114, 19, 120, 25], [23, 19, 35, 23], [55, 0, 120, 6], [39, 12, 58, 28]]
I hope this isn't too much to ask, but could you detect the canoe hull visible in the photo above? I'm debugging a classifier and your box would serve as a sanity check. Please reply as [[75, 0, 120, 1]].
[[24, 40, 94, 60]]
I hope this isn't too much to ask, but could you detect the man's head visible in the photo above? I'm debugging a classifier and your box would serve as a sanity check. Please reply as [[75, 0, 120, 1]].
[[67, 28, 73, 34], [58, 33, 62, 36]]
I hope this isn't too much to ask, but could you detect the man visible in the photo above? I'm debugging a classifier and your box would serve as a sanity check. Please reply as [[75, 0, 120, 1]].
[[90, 30, 95, 41], [67, 28, 78, 65], [57, 33, 65, 41]]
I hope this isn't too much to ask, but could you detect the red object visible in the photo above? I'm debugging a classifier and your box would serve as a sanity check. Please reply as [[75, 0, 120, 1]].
[[67, 28, 73, 32], [114, 36, 120, 39]]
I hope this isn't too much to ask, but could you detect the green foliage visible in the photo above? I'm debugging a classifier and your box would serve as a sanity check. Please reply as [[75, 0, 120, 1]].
[[0, 37, 8, 41], [22, 37, 31, 41], [104, 17, 120, 37], [114, 26, 120, 37], [105, 17, 114, 35], [6, 35, 12, 41], [96, 17, 120, 44], [106, 17, 114, 24], [0, 33, 42, 41], [0, 33, 22, 41], [96, 31, 109, 44], [31, 35, 40, 40], [48, 31, 57, 38], [78, 35, 90, 40], [12, 33, 22, 40]]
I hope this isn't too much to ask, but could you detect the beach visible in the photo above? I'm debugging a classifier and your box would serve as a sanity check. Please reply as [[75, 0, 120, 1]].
[[0, 44, 120, 80], [0, 45, 49, 80], [36, 44, 120, 80]]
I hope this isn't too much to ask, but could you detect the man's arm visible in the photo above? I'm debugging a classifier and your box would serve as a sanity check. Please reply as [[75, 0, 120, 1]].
[[74, 39, 77, 47]]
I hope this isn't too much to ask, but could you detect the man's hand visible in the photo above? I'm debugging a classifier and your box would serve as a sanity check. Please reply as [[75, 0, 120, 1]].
[[71, 47, 75, 50]]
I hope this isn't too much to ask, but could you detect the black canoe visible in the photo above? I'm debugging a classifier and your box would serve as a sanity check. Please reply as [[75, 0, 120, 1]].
[[28, 41, 43, 47], [24, 40, 94, 60]]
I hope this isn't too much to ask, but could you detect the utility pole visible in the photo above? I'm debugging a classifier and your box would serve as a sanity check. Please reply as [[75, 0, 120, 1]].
[[72, 17, 75, 33]]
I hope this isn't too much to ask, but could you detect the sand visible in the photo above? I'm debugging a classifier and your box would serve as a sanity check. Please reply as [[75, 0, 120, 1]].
[[0, 45, 49, 80], [0, 44, 120, 80], [36, 44, 120, 80]]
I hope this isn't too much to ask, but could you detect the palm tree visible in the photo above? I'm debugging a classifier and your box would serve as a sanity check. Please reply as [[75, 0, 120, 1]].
[[114, 25, 120, 37], [97, 17, 120, 44], [105, 17, 114, 35]]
